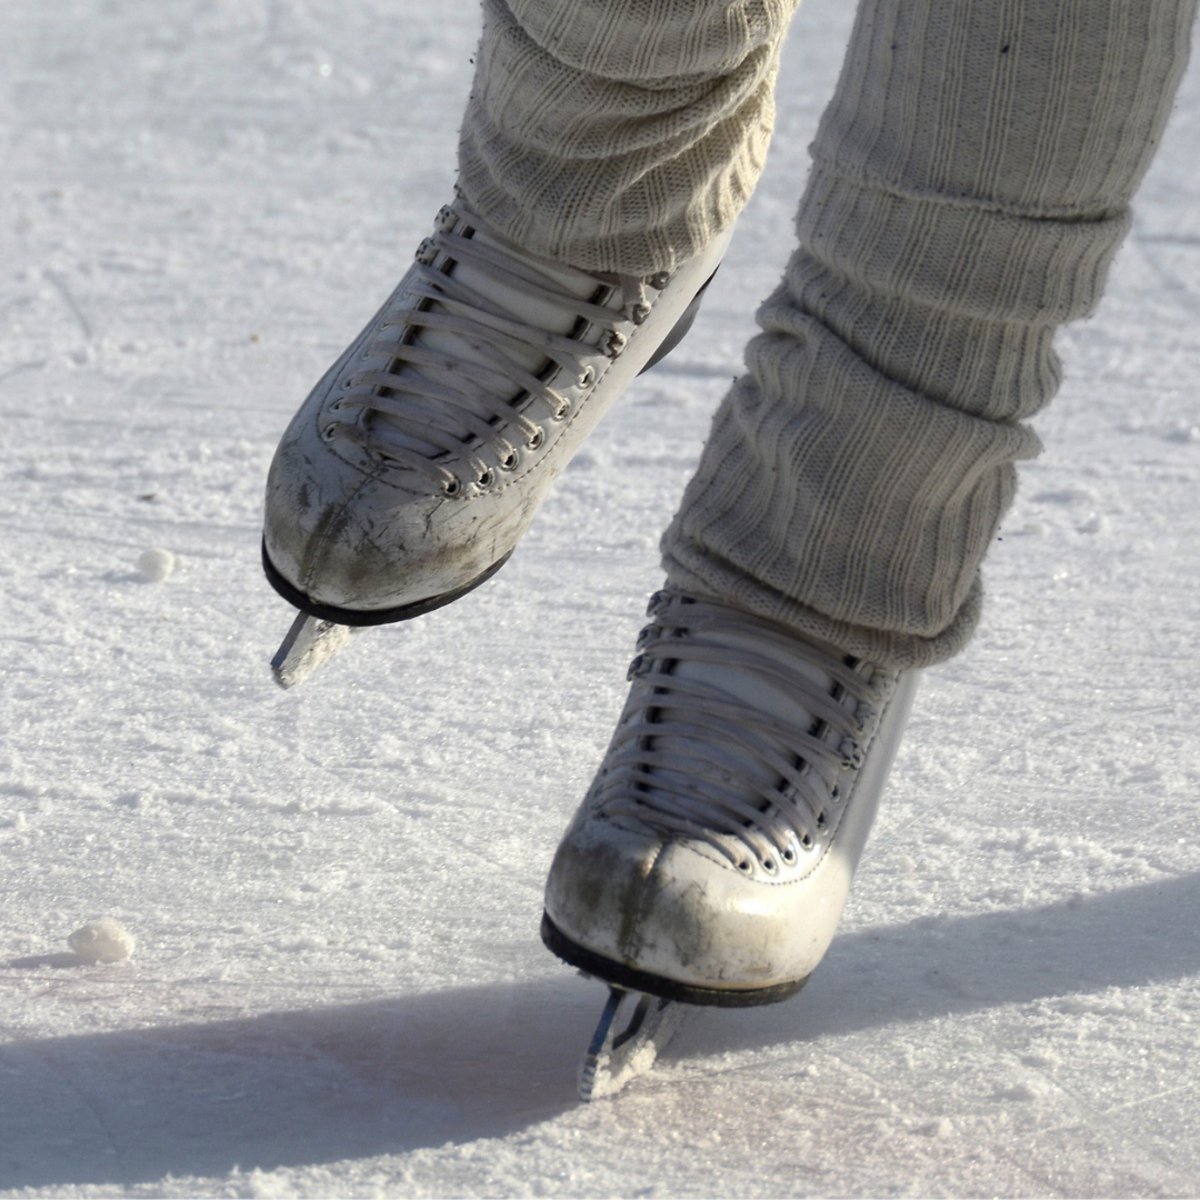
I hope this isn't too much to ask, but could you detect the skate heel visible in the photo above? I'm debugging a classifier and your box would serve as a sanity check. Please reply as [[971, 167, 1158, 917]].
[[638, 271, 718, 376]]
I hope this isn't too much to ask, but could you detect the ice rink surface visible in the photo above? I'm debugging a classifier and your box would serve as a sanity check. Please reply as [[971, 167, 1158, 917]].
[[2, 1, 1198, 1195]]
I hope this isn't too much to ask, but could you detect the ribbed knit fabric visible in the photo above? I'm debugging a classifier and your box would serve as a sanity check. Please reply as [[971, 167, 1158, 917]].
[[663, 0, 1197, 668], [458, 0, 797, 274]]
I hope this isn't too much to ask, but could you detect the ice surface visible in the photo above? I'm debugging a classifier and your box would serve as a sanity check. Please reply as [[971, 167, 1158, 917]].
[[1, 0, 1198, 1196]]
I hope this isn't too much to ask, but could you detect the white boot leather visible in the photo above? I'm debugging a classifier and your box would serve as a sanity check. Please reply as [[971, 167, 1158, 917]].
[[543, 590, 918, 1005], [263, 201, 731, 623]]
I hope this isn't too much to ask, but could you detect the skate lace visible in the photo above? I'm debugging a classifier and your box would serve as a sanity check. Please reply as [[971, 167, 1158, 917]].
[[329, 203, 655, 492], [595, 593, 895, 874]]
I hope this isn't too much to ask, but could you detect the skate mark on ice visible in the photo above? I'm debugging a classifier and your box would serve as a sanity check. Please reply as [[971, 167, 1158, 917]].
[[1130, 219, 1200, 315], [0, 359, 47, 389], [43, 268, 94, 341]]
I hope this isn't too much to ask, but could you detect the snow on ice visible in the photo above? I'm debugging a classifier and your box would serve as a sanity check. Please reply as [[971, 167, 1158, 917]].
[[136, 548, 177, 584], [66, 917, 136, 965], [1, 0, 1198, 1196]]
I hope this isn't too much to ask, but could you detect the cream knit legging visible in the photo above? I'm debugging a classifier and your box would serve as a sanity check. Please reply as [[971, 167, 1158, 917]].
[[459, 0, 1197, 669]]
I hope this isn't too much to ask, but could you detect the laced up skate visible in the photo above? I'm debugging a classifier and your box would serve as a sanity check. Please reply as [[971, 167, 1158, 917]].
[[542, 590, 918, 1096], [263, 201, 730, 685]]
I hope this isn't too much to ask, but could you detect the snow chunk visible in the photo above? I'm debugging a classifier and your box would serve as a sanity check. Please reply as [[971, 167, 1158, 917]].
[[136, 547, 176, 582], [67, 916, 136, 963]]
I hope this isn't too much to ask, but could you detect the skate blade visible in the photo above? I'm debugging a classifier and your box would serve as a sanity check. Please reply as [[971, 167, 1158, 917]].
[[579, 986, 686, 1102], [271, 612, 356, 689]]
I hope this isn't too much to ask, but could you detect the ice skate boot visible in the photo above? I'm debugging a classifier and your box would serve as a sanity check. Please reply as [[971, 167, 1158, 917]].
[[542, 590, 918, 1095], [262, 200, 730, 683]]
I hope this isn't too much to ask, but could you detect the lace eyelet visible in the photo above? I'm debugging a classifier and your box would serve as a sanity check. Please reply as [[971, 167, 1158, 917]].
[[577, 366, 596, 389], [442, 477, 463, 497], [551, 400, 570, 421], [736, 858, 753, 875], [646, 589, 670, 615], [781, 846, 797, 865], [498, 449, 519, 471], [525, 428, 545, 451], [800, 834, 815, 851], [840, 738, 865, 770], [760, 856, 778, 875], [476, 468, 494, 489], [830, 785, 842, 804], [603, 331, 627, 358], [647, 270, 671, 290], [321, 424, 339, 442]]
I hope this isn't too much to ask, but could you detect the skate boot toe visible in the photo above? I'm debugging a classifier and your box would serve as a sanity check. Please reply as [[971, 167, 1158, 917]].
[[544, 821, 834, 1002], [263, 438, 512, 622]]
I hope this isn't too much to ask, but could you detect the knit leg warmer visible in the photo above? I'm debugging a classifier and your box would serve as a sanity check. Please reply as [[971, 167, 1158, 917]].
[[457, 0, 799, 275], [663, 0, 1197, 669]]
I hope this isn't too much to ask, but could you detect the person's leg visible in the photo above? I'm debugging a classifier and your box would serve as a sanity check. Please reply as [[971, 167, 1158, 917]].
[[665, 0, 1198, 670], [459, 0, 797, 275], [262, 0, 797, 624], [544, 0, 1197, 1003]]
